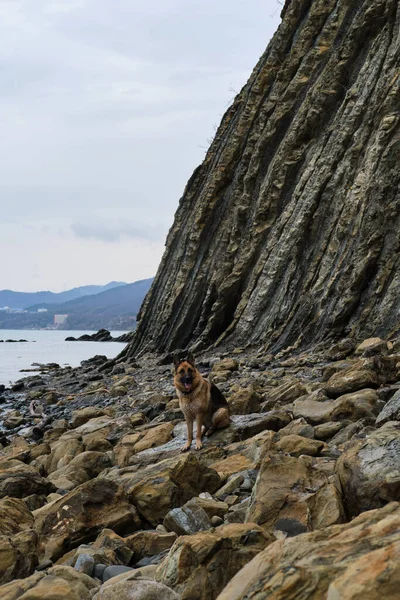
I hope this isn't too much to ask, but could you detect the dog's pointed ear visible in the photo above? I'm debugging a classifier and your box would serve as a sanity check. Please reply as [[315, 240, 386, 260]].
[[187, 350, 195, 366], [173, 353, 181, 370]]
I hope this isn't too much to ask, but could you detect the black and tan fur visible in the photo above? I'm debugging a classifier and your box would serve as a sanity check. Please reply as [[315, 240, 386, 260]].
[[174, 351, 230, 451]]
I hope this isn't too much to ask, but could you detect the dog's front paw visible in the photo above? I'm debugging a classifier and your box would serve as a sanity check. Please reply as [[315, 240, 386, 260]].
[[181, 442, 191, 452], [195, 440, 203, 450]]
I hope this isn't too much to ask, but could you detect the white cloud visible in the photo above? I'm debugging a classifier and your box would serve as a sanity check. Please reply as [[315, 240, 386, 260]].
[[0, 0, 281, 291]]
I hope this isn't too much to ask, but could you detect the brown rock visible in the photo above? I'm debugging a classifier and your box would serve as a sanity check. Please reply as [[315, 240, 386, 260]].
[[246, 453, 344, 533], [355, 337, 389, 356], [71, 407, 107, 429], [103, 454, 221, 526], [337, 423, 400, 518], [47, 432, 84, 473], [0, 529, 38, 585], [263, 380, 307, 408], [293, 388, 380, 424], [34, 479, 141, 561], [125, 531, 177, 563], [278, 417, 314, 439], [156, 523, 273, 600], [228, 386, 261, 415], [0, 565, 98, 600], [0, 459, 54, 499], [132, 423, 174, 454], [275, 434, 326, 457], [324, 365, 378, 397], [0, 497, 34, 535], [212, 358, 239, 373], [47, 451, 112, 491], [217, 503, 400, 600], [92, 580, 179, 600]]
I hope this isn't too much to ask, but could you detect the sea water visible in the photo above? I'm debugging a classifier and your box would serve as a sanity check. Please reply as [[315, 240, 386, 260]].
[[0, 329, 129, 387]]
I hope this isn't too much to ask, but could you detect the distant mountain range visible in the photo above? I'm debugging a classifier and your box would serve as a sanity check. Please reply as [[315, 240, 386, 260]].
[[0, 278, 154, 330], [0, 281, 126, 310]]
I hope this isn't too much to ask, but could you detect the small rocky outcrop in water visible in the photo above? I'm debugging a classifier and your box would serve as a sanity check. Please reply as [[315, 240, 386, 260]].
[[66, 329, 134, 343]]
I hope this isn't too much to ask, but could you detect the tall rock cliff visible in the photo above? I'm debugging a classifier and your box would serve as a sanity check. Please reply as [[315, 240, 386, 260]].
[[126, 0, 400, 358]]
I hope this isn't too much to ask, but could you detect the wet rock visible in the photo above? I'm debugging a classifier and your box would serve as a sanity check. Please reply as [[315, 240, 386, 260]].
[[156, 523, 273, 600], [217, 503, 400, 600], [337, 423, 400, 518], [34, 479, 141, 561]]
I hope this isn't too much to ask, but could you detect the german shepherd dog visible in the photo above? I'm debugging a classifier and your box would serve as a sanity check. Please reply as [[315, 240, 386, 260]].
[[174, 351, 230, 451]]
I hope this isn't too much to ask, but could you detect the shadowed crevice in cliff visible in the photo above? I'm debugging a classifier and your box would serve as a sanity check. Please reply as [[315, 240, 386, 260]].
[[122, 0, 400, 360]]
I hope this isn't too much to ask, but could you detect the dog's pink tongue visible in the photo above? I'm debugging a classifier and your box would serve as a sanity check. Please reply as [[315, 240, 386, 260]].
[[184, 383, 191, 389]]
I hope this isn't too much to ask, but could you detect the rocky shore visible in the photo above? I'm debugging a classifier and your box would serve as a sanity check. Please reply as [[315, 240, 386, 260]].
[[1, 335, 400, 599]]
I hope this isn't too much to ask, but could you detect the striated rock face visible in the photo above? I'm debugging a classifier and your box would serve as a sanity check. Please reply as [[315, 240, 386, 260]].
[[216, 502, 400, 600], [124, 0, 400, 358]]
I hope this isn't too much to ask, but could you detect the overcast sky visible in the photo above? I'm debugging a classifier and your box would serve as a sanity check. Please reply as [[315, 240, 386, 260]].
[[0, 0, 281, 292]]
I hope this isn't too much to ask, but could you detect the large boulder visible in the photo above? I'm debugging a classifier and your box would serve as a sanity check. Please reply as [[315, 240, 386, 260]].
[[34, 479, 141, 561], [217, 503, 400, 600], [92, 580, 179, 600], [246, 453, 344, 534], [0, 565, 98, 600], [376, 389, 400, 425], [293, 389, 380, 424], [102, 454, 221, 526], [336, 423, 400, 518], [0, 459, 54, 499], [156, 523, 273, 600], [0, 497, 34, 535], [0, 529, 38, 585], [324, 363, 378, 397], [47, 451, 112, 491]]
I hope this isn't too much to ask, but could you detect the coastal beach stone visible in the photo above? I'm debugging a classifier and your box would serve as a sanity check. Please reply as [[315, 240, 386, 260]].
[[228, 386, 261, 415], [275, 434, 326, 457], [324, 365, 379, 397], [293, 389, 380, 424], [92, 580, 179, 600], [0, 565, 98, 600], [34, 479, 141, 561], [376, 389, 400, 425], [216, 503, 400, 600], [163, 500, 212, 535], [0, 459, 54, 499], [337, 423, 400, 518], [246, 453, 343, 533], [156, 523, 273, 600]]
